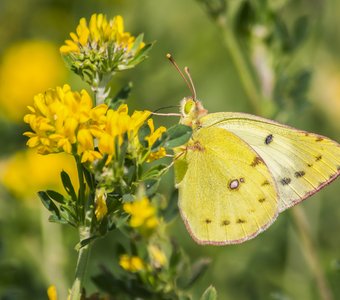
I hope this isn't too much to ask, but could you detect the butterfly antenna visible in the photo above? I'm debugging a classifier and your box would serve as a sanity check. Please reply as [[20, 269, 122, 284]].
[[166, 53, 196, 101], [184, 67, 197, 101], [152, 105, 181, 117]]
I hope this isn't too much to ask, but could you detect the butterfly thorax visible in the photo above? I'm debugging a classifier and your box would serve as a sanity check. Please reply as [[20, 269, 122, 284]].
[[179, 97, 208, 130]]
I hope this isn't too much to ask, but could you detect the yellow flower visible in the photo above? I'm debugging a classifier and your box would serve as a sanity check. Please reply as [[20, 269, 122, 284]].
[[148, 245, 167, 269], [95, 189, 108, 220], [1, 149, 77, 200], [0, 40, 66, 122], [145, 119, 167, 162], [119, 254, 145, 272], [123, 197, 159, 229], [47, 285, 58, 300], [60, 14, 148, 81], [60, 14, 143, 54], [96, 104, 152, 162], [23, 85, 97, 157]]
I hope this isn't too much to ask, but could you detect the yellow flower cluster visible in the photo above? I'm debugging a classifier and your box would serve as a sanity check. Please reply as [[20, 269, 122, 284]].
[[119, 254, 145, 272], [60, 14, 143, 56], [24, 85, 166, 164], [123, 197, 159, 229]]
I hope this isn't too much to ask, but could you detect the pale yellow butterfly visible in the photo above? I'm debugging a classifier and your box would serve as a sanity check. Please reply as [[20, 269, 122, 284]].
[[168, 54, 340, 245]]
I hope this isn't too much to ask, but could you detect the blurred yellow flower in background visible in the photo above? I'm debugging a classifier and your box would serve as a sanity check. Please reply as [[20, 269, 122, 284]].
[[119, 254, 145, 272], [0, 40, 66, 122], [123, 196, 159, 229], [148, 244, 167, 269], [1, 149, 77, 200], [47, 285, 58, 300]]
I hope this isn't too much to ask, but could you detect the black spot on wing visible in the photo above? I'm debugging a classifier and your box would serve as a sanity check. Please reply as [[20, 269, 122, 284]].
[[294, 171, 305, 178], [315, 155, 322, 161], [316, 137, 324, 142], [280, 177, 291, 185], [221, 220, 230, 226], [251, 156, 264, 167], [236, 218, 246, 224], [258, 198, 266, 203], [265, 134, 273, 145], [205, 219, 212, 224], [261, 180, 270, 186]]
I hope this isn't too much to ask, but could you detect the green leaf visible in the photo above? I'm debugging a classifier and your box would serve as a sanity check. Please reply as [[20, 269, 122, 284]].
[[122, 193, 135, 202], [138, 123, 151, 148], [106, 82, 133, 109], [38, 191, 60, 217], [164, 124, 192, 149], [130, 33, 145, 53], [162, 189, 179, 222], [141, 164, 168, 180], [144, 179, 160, 197], [46, 190, 65, 204], [83, 167, 95, 191], [75, 236, 98, 251], [179, 258, 211, 289], [48, 214, 68, 225], [60, 171, 77, 202], [200, 286, 217, 300], [293, 15, 308, 49]]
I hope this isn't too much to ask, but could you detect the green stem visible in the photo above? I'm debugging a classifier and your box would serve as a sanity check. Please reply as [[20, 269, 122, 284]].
[[69, 226, 92, 300], [93, 74, 112, 105], [75, 155, 86, 224], [216, 16, 263, 115], [291, 206, 334, 300]]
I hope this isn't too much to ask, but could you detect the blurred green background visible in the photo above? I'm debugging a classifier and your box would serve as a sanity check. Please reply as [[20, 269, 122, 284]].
[[1, 0, 340, 299]]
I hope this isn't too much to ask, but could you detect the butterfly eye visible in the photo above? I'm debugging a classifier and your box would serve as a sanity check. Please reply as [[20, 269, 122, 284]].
[[183, 98, 195, 115]]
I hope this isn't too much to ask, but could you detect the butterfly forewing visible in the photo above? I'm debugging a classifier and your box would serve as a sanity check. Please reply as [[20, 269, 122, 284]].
[[202, 112, 340, 212], [176, 126, 278, 245]]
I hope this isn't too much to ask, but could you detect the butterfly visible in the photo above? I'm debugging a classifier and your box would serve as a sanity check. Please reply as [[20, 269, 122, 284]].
[[168, 55, 340, 245]]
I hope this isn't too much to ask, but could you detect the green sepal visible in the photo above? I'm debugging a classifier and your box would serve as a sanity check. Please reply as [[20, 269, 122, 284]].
[[126, 41, 154, 68], [60, 170, 77, 202], [200, 286, 217, 300]]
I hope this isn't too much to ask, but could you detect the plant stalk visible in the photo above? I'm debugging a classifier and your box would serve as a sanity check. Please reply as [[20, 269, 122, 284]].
[[216, 15, 263, 115], [291, 206, 334, 300], [69, 226, 92, 300]]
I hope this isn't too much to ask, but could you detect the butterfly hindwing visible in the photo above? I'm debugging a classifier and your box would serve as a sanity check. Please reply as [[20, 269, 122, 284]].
[[175, 126, 278, 245], [201, 112, 340, 212]]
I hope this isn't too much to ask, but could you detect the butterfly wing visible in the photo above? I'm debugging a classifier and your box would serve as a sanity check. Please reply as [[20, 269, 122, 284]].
[[201, 112, 340, 212], [175, 126, 278, 245]]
